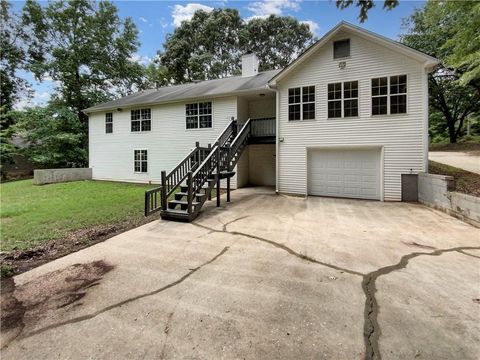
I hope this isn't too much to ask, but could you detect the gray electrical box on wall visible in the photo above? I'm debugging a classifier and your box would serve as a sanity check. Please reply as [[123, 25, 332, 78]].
[[401, 174, 418, 202]]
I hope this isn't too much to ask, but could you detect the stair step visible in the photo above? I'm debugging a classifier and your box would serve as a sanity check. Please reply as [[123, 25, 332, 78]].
[[175, 191, 206, 198], [168, 200, 200, 206]]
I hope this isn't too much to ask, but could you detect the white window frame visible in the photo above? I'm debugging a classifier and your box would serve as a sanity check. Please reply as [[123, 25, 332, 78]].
[[288, 86, 316, 121], [327, 80, 359, 118], [185, 101, 213, 130], [371, 74, 408, 116], [131, 108, 152, 132], [105, 112, 113, 134], [134, 149, 148, 174]]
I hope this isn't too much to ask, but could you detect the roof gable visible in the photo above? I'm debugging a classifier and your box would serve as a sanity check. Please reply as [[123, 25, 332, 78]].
[[268, 21, 439, 85]]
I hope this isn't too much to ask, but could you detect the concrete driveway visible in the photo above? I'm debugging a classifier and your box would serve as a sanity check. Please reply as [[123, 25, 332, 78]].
[[430, 151, 480, 174], [1, 188, 479, 359]]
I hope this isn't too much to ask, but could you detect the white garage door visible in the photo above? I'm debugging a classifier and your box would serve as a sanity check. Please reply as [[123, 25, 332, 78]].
[[308, 148, 381, 200]]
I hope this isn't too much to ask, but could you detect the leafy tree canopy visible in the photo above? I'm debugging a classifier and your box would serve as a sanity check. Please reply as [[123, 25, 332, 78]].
[[12, 105, 87, 168], [159, 9, 315, 84], [336, 0, 399, 22], [22, 0, 145, 123], [0, 0, 31, 111], [401, 1, 480, 143]]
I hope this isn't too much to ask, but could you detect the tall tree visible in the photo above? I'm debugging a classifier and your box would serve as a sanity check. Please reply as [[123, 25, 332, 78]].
[[241, 15, 314, 71], [401, 1, 480, 143], [159, 9, 314, 83], [161, 8, 244, 83], [21, 0, 145, 125], [12, 105, 88, 168], [441, 1, 480, 89], [0, 0, 31, 110]]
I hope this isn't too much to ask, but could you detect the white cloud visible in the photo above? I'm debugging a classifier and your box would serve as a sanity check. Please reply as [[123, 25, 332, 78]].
[[300, 20, 319, 34], [171, 3, 214, 27], [139, 16, 148, 23], [14, 90, 51, 110], [130, 53, 152, 66], [247, 0, 300, 20]]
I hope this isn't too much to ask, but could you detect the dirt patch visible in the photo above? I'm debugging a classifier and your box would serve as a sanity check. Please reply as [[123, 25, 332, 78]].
[[429, 160, 480, 197], [0, 217, 152, 276], [0, 260, 113, 348]]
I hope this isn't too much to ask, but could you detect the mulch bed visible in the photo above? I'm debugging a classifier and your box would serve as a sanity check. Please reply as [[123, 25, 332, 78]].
[[428, 160, 480, 197]]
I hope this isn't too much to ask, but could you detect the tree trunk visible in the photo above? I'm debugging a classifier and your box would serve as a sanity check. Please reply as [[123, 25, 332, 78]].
[[447, 119, 457, 143]]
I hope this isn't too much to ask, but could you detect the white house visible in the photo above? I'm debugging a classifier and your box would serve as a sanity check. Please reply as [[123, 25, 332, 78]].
[[84, 22, 438, 213]]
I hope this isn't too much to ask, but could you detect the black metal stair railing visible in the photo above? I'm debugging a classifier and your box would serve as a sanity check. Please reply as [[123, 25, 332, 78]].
[[144, 118, 237, 217]]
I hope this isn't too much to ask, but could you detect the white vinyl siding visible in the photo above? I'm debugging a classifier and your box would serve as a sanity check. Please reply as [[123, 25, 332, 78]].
[[276, 30, 428, 201], [89, 96, 240, 187]]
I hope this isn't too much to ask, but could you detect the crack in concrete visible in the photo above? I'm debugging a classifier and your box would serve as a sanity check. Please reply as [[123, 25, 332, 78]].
[[457, 249, 480, 259], [193, 218, 480, 360], [193, 222, 364, 277], [16, 246, 229, 342], [362, 245, 480, 360]]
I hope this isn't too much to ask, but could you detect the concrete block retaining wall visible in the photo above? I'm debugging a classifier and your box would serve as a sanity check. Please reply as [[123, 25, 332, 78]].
[[418, 173, 480, 227], [33, 168, 92, 185]]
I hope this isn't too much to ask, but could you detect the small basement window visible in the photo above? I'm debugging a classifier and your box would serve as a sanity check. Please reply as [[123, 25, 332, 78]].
[[131, 109, 151, 132], [134, 149, 148, 173], [334, 39, 350, 59], [288, 86, 315, 121], [105, 112, 113, 133], [186, 102, 212, 129]]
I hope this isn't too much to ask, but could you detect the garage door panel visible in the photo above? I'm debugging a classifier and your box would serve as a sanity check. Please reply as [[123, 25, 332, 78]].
[[308, 149, 381, 200]]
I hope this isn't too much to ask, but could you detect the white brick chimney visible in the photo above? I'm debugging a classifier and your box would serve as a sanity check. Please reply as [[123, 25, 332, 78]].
[[242, 53, 259, 77]]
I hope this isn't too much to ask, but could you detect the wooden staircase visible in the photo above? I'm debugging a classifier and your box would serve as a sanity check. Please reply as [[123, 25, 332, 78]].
[[144, 117, 274, 222]]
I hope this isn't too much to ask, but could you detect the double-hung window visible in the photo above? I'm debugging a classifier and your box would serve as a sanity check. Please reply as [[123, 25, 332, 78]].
[[371, 75, 407, 115], [327, 81, 358, 118], [288, 86, 315, 121], [131, 109, 151, 132], [134, 150, 148, 173], [105, 112, 113, 133], [186, 102, 212, 129]]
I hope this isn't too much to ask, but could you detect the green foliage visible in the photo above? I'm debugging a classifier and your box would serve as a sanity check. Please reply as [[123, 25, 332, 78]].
[[401, 1, 480, 143], [0, 0, 31, 110], [0, 106, 18, 168], [0, 179, 156, 251], [336, 0, 399, 22], [241, 15, 314, 71], [12, 106, 87, 168], [21, 0, 145, 123], [1, 264, 14, 278], [442, 1, 480, 88], [160, 9, 314, 83]]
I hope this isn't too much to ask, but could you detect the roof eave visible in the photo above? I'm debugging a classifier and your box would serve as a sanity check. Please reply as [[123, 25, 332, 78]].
[[83, 86, 276, 115]]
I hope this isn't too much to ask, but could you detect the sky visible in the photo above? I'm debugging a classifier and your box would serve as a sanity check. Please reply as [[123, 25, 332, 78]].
[[12, 0, 426, 109]]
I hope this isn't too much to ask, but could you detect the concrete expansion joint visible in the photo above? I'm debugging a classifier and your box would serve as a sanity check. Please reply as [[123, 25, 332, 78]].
[[5, 246, 230, 348], [193, 218, 480, 360]]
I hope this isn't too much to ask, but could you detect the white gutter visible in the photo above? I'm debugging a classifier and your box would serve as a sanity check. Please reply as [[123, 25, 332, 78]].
[[267, 83, 280, 194]]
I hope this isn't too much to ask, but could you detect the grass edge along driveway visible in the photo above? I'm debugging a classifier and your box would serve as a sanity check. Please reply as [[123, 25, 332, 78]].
[[0, 179, 158, 252]]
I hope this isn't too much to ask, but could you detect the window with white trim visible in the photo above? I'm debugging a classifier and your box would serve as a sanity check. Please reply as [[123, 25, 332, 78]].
[[371, 75, 407, 115], [288, 86, 315, 121], [134, 150, 148, 173], [105, 112, 113, 133], [186, 102, 212, 129], [328, 81, 358, 118], [131, 109, 151, 132]]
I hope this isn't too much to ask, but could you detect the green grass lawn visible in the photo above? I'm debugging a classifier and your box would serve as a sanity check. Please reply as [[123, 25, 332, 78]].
[[0, 180, 157, 252]]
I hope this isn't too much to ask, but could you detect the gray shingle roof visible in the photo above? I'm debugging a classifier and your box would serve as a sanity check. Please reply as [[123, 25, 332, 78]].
[[83, 69, 280, 113]]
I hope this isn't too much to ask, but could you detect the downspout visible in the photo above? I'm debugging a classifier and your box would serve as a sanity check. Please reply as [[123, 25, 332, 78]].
[[267, 83, 280, 194]]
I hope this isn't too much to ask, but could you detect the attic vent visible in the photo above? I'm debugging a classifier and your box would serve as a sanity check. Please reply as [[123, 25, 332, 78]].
[[334, 39, 350, 59]]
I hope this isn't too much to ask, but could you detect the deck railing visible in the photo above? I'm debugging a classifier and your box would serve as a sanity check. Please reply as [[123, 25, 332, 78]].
[[250, 117, 275, 138]]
